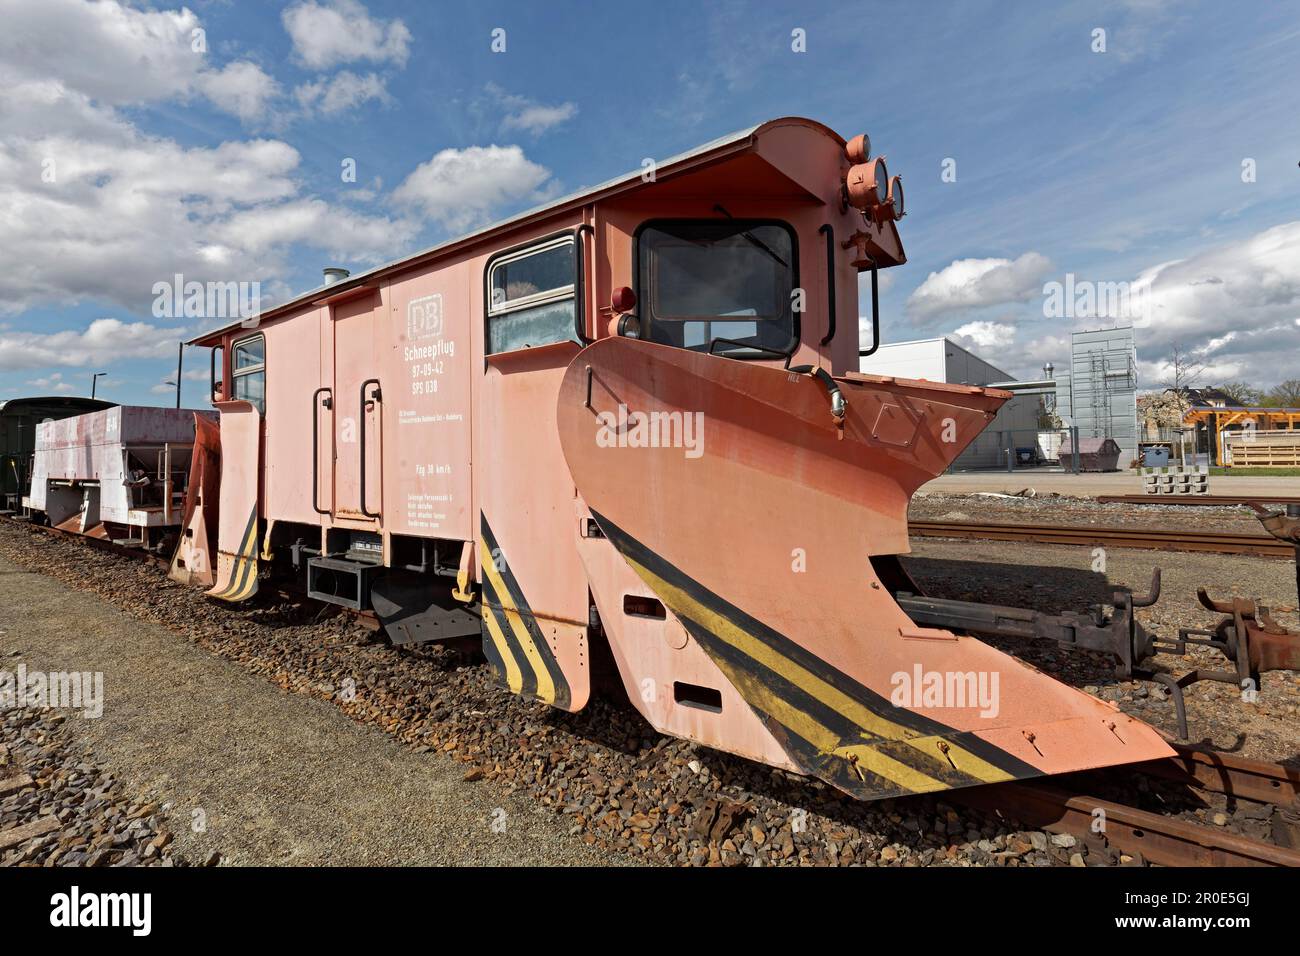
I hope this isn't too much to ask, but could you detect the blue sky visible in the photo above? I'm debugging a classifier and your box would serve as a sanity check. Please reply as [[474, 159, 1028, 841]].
[[2, 0, 1298, 405]]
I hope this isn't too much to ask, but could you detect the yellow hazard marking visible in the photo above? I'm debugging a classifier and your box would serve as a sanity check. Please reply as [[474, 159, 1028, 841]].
[[210, 512, 259, 602], [626, 555, 1014, 790], [482, 602, 524, 694], [479, 536, 557, 705]]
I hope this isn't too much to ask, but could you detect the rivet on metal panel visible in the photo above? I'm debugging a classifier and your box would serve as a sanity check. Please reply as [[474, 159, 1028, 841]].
[[1022, 730, 1044, 757]]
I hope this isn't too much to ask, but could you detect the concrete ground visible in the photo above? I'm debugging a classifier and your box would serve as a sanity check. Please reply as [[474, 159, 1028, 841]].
[[921, 471, 1300, 497], [0, 554, 632, 866]]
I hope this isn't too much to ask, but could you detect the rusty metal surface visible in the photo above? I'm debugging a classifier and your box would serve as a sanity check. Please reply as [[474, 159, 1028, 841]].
[[955, 780, 1300, 867], [1098, 494, 1300, 507], [559, 337, 1173, 804], [1141, 746, 1300, 809], [909, 519, 1291, 557]]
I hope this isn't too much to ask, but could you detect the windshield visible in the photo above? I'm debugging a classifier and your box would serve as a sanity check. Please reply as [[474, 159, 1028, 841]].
[[638, 220, 797, 356]]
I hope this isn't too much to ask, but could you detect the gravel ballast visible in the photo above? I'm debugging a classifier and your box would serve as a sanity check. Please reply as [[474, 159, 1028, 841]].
[[2, 519, 1297, 866]]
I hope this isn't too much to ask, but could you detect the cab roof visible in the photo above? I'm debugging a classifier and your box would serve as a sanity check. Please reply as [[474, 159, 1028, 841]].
[[190, 117, 844, 346]]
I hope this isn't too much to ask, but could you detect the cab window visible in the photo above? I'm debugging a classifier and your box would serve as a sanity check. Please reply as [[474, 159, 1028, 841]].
[[486, 235, 576, 354], [637, 220, 798, 357], [231, 335, 265, 414]]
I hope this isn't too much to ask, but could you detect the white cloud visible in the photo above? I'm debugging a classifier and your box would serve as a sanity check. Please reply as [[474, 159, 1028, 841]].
[[982, 222, 1300, 386], [0, 7, 416, 318], [392, 146, 553, 231], [0, 318, 187, 373], [487, 84, 578, 136], [197, 62, 281, 123], [25, 372, 75, 393], [503, 102, 579, 136], [213, 198, 417, 261], [294, 71, 390, 116], [952, 320, 1016, 351], [0, 0, 279, 122], [907, 252, 1053, 320], [282, 0, 411, 70], [0, 105, 311, 311]]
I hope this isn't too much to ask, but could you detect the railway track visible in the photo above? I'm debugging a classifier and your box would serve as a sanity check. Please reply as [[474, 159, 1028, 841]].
[[1098, 494, 1300, 508], [958, 746, 1300, 867], [908, 519, 1292, 558], [8, 513, 1300, 866]]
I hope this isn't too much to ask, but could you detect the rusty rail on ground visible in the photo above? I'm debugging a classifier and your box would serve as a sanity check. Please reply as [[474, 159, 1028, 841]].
[[1098, 494, 1300, 507], [956, 779, 1300, 866], [1147, 745, 1300, 808], [956, 748, 1300, 866], [908, 519, 1291, 558]]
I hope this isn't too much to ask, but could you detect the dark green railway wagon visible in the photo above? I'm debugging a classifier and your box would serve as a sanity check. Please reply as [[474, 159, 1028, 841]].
[[0, 396, 115, 509]]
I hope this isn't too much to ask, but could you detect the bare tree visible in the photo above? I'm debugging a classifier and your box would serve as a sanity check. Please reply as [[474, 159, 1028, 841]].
[[1216, 381, 1262, 406], [1264, 379, 1300, 408], [1159, 343, 1207, 394]]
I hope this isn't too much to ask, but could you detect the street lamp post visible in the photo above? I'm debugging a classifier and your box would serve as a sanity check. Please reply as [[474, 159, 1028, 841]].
[[91, 371, 107, 398]]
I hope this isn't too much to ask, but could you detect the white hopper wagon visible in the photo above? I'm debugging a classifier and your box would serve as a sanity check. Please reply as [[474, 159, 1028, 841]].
[[23, 406, 215, 549]]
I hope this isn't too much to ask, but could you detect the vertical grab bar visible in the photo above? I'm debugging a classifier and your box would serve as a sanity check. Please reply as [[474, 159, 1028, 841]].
[[574, 223, 594, 344], [359, 378, 381, 519], [312, 387, 332, 515], [819, 224, 836, 346], [858, 258, 880, 357]]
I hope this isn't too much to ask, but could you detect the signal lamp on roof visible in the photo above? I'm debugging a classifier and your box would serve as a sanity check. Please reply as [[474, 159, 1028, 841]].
[[844, 156, 888, 211], [845, 133, 871, 164], [887, 175, 905, 220]]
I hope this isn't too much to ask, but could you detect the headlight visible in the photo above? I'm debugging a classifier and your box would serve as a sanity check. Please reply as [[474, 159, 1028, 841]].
[[887, 175, 904, 220], [845, 157, 888, 210]]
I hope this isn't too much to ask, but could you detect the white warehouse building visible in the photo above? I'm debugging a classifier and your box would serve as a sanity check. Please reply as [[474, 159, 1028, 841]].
[[859, 336, 1045, 470]]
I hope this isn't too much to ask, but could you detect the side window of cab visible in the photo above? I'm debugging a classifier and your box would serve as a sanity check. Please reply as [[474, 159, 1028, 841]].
[[486, 235, 577, 354], [231, 335, 266, 414]]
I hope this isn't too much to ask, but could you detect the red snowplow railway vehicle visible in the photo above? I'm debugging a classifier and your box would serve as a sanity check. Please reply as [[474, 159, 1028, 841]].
[[187, 117, 1174, 801]]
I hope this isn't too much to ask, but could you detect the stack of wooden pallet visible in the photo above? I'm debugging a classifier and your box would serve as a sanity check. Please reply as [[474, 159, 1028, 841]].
[[1226, 429, 1300, 468]]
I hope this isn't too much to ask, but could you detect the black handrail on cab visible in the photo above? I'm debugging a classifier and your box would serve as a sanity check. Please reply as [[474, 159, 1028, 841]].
[[311, 387, 332, 516], [359, 378, 381, 519]]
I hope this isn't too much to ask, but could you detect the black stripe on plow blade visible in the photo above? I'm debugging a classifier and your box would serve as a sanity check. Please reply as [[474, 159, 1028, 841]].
[[210, 509, 258, 602], [478, 514, 572, 710], [588, 509, 1040, 800]]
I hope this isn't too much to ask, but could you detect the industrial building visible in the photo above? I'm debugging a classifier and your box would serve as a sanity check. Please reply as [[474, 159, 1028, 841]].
[[1055, 327, 1139, 469], [859, 337, 1044, 470]]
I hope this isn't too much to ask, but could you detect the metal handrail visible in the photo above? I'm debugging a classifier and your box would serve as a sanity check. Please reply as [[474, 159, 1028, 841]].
[[312, 387, 332, 515], [359, 379, 381, 519]]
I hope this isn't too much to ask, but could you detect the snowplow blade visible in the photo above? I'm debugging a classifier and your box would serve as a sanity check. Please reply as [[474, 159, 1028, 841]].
[[206, 400, 260, 602], [168, 413, 220, 588], [557, 338, 1173, 802]]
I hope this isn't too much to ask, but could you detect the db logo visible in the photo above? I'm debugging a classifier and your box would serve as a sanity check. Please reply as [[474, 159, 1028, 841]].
[[407, 294, 443, 341]]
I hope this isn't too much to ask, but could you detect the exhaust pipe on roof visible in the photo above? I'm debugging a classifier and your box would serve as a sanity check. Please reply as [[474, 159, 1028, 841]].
[[323, 266, 350, 286]]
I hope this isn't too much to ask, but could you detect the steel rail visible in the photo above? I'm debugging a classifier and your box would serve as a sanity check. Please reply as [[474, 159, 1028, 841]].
[[955, 780, 1300, 867], [908, 519, 1291, 558], [1098, 494, 1300, 507], [1143, 745, 1300, 809]]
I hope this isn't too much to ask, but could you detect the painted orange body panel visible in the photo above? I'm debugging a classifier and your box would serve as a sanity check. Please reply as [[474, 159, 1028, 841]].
[[207, 400, 261, 602], [168, 413, 220, 588], [478, 342, 592, 712], [188, 116, 1177, 801], [556, 339, 1173, 799]]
